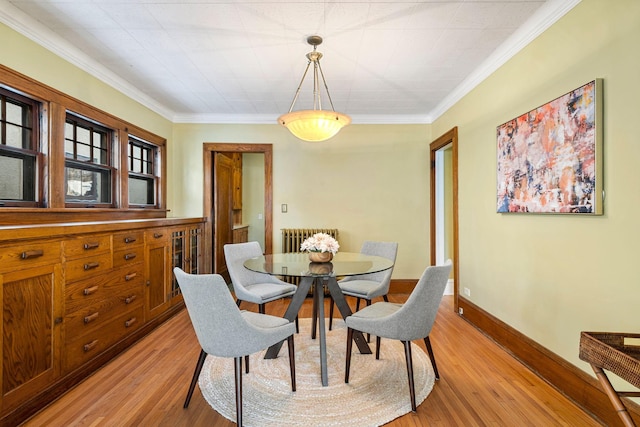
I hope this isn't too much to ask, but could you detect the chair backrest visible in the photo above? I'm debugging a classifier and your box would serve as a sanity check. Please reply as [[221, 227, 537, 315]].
[[224, 241, 279, 295], [384, 259, 452, 341], [342, 240, 398, 285], [174, 267, 277, 357]]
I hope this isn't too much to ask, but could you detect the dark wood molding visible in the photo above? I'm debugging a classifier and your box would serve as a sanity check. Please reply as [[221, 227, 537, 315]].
[[458, 296, 640, 426]]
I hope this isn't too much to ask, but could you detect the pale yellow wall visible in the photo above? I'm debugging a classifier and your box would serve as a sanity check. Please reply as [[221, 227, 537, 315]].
[[171, 123, 432, 279], [432, 0, 640, 384], [243, 153, 265, 249]]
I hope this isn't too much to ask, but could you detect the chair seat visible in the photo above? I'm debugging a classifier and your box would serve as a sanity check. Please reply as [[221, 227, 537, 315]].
[[244, 282, 297, 303], [338, 279, 386, 299], [242, 310, 293, 329], [345, 302, 403, 337]]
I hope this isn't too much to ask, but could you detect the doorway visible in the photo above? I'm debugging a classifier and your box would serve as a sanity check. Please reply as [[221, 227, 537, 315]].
[[203, 143, 273, 276], [430, 127, 459, 313]]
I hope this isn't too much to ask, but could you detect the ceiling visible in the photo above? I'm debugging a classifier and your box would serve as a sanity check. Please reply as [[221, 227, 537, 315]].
[[1, 0, 579, 124]]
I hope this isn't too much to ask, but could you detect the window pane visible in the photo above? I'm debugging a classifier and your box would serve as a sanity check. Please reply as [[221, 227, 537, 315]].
[[77, 126, 90, 145], [6, 102, 24, 125], [0, 153, 35, 201], [65, 166, 111, 204], [5, 123, 26, 149], [77, 142, 90, 161], [129, 177, 154, 205], [65, 139, 74, 158]]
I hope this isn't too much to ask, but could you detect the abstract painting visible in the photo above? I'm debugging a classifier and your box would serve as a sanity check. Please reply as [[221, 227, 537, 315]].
[[496, 79, 603, 214]]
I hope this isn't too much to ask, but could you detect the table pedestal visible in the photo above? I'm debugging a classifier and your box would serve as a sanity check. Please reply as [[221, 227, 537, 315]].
[[264, 276, 372, 386]]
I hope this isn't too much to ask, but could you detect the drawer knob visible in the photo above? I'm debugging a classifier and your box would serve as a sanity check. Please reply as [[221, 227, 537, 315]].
[[124, 237, 137, 244], [84, 262, 100, 271], [84, 312, 99, 324], [125, 317, 137, 328], [21, 249, 44, 260], [83, 242, 100, 250], [124, 253, 137, 261], [153, 232, 163, 239], [83, 286, 99, 295], [125, 294, 137, 304], [125, 272, 137, 281], [83, 340, 98, 352]]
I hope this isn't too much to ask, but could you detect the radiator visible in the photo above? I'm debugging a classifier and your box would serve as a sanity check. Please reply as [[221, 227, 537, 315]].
[[282, 228, 339, 253], [281, 228, 339, 291]]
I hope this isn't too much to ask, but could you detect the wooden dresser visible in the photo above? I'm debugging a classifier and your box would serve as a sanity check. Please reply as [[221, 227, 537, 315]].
[[0, 218, 205, 426]]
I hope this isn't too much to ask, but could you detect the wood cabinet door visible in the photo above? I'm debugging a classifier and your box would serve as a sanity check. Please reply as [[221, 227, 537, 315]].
[[145, 238, 170, 320], [1, 264, 62, 412], [214, 153, 233, 276]]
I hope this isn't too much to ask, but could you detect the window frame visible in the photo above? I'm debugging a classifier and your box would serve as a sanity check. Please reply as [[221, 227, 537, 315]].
[[64, 113, 116, 208], [0, 87, 42, 207], [127, 135, 160, 208]]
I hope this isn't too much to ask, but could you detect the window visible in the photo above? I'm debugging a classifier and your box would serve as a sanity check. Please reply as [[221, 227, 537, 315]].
[[0, 88, 39, 206], [64, 114, 114, 206], [128, 136, 158, 207]]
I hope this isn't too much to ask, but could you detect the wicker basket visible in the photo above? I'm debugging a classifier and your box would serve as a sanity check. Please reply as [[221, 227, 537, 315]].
[[579, 332, 640, 388]]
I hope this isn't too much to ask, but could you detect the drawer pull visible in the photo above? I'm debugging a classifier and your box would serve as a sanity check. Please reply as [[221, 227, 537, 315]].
[[124, 237, 137, 244], [84, 262, 100, 271], [153, 232, 163, 239], [83, 286, 99, 295], [125, 272, 137, 281], [83, 242, 100, 250], [125, 317, 137, 328], [125, 294, 137, 304], [124, 253, 137, 261], [83, 340, 98, 352], [21, 249, 44, 260], [84, 312, 99, 324]]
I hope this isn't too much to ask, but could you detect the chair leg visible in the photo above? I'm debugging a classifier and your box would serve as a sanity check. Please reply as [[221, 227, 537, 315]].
[[184, 348, 207, 409], [403, 340, 417, 412], [365, 299, 372, 342], [424, 336, 439, 380], [287, 335, 296, 392], [259, 303, 265, 314], [245, 355, 249, 374], [345, 328, 354, 383], [355, 297, 361, 311], [234, 356, 243, 426], [383, 294, 389, 302], [328, 296, 334, 330], [375, 336, 381, 360], [295, 315, 299, 333], [236, 299, 241, 308]]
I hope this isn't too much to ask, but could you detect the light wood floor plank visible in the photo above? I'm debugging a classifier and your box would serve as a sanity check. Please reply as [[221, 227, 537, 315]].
[[21, 295, 602, 426]]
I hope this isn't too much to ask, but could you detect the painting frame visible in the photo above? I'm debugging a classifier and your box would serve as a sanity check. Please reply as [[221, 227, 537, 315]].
[[496, 79, 603, 214]]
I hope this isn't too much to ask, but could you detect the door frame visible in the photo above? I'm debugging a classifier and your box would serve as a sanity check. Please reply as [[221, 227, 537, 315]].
[[430, 127, 460, 312], [203, 143, 273, 274]]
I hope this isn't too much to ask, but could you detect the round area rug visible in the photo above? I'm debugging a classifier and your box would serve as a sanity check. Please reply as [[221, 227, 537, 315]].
[[199, 318, 436, 426]]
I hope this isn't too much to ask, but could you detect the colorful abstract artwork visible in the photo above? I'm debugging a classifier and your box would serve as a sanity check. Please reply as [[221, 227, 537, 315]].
[[496, 80, 603, 214]]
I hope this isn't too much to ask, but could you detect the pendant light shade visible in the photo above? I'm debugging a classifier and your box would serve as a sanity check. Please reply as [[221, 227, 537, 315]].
[[278, 36, 351, 142]]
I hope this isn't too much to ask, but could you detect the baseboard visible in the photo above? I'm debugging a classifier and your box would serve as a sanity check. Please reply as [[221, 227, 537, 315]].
[[389, 279, 416, 294], [458, 296, 640, 426]]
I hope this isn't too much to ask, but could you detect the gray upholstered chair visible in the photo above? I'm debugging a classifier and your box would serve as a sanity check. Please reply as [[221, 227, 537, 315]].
[[174, 267, 296, 426], [344, 260, 452, 411], [224, 241, 298, 314], [329, 240, 398, 332]]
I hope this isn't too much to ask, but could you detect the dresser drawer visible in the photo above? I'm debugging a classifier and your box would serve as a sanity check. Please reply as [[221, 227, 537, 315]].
[[0, 240, 62, 273], [65, 264, 144, 314], [112, 230, 144, 251], [113, 246, 144, 268], [145, 228, 170, 244], [64, 289, 143, 339], [65, 252, 113, 283], [63, 234, 111, 259], [64, 306, 144, 372]]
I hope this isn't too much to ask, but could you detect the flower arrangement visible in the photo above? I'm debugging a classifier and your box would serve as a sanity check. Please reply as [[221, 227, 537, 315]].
[[300, 232, 340, 255]]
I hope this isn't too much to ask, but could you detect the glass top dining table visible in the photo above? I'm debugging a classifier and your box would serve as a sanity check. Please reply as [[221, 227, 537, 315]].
[[244, 252, 394, 386]]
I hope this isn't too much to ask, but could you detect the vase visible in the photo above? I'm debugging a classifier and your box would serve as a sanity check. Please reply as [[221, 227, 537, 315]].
[[308, 251, 333, 263], [308, 262, 333, 275]]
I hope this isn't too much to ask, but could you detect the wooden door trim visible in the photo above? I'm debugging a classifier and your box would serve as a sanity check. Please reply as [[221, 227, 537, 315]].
[[203, 143, 273, 274], [430, 127, 459, 312]]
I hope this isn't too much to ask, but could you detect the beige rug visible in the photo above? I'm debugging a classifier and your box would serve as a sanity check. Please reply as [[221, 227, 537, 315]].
[[199, 318, 436, 426]]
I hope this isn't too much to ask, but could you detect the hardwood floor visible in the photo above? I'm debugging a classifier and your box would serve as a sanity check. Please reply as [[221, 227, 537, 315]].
[[22, 295, 602, 426]]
